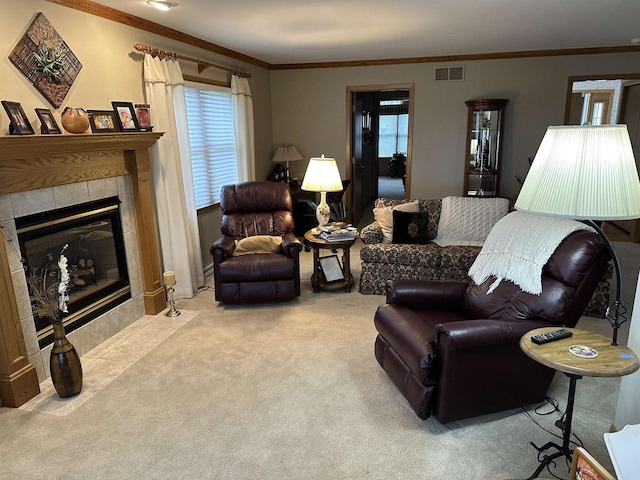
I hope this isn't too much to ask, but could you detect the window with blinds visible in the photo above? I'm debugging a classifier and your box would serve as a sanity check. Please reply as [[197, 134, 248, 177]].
[[184, 82, 238, 209]]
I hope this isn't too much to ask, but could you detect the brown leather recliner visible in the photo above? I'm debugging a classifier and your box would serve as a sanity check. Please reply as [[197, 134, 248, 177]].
[[211, 181, 302, 304], [373, 230, 610, 423]]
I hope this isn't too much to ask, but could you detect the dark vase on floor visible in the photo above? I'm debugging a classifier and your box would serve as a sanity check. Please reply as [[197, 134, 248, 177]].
[[50, 321, 83, 398]]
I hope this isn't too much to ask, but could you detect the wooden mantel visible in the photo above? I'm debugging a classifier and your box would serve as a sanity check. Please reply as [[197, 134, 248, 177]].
[[0, 132, 164, 407]]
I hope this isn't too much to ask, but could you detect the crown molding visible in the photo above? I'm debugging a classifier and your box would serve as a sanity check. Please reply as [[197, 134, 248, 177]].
[[44, 1, 640, 72], [271, 45, 640, 70], [45, 0, 271, 69]]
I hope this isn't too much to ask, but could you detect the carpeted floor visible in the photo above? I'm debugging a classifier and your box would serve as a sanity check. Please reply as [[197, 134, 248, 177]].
[[0, 240, 637, 480]]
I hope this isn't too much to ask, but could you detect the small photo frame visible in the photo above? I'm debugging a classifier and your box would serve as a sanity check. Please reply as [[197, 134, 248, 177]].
[[2, 100, 35, 135], [134, 103, 151, 129], [569, 447, 615, 480], [319, 254, 344, 283], [35, 108, 61, 134], [87, 110, 120, 133], [111, 101, 140, 131]]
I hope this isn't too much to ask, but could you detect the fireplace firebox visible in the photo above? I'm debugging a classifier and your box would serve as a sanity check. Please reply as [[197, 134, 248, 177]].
[[16, 197, 130, 348]]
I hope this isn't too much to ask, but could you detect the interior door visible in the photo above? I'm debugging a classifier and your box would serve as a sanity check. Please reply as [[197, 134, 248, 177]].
[[352, 94, 364, 225], [347, 84, 414, 226], [351, 91, 377, 226]]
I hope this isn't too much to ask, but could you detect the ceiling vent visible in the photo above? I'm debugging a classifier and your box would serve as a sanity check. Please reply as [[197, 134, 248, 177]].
[[435, 66, 465, 82]]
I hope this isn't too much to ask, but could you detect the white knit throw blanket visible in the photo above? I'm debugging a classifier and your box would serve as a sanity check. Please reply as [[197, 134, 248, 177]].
[[433, 196, 510, 247], [468, 211, 592, 295]]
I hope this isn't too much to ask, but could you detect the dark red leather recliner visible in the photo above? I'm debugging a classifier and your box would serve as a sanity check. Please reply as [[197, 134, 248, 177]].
[[211, 181, 302, 304], [373, 230, 610, 423]]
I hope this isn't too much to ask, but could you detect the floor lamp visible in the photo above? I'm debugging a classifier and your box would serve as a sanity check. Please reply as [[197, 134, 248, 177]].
[[515, 125, 640, 345]]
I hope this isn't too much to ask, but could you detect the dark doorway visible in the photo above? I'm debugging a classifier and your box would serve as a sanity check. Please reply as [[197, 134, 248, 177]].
[[346, 84, 414, 226]]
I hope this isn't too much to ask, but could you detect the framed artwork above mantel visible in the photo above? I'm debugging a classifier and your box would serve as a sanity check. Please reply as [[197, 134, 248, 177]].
[[8, 12, 82, 108]]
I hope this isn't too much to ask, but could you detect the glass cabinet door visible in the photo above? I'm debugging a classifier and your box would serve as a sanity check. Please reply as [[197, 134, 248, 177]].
[[464, 99, 508, 196]]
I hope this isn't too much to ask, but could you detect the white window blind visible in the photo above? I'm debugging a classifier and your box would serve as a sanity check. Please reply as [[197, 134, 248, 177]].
[[184, 82, 238, 209]]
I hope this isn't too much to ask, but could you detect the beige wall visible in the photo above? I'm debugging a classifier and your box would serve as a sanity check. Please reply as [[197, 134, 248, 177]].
[[4, 3, 640, 271], [0, 1, 273, 273], [270, 53, 640, 201]]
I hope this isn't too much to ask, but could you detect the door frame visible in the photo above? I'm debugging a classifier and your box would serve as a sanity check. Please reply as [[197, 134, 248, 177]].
[[346, 83, 415, 225]]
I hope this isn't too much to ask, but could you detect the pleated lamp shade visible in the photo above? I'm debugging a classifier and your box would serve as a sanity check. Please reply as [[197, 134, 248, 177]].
[[515, 125, 640, 221], [301, 155, 343, 193]]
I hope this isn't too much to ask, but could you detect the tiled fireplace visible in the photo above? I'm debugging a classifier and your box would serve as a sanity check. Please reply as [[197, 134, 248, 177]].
[[0, 133, 165, 407], [2, 176, 144, 383]]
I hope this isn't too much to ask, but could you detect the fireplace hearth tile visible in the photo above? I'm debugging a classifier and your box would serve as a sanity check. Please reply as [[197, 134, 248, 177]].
[[28, 351, 44, 383], [88, 177, 118, 201], [20, 317, 40, 357], [76, 314, 111, 357], [11, 188, 55, 218], [19, 309, 199, 416], [129, 265, 143, 298], [0, 194, 13, 220], [124, 230, 140, 269], [53, 183, 90, 209], [11, 270, 31, 320], [119, 193, 135, 233], [107, 297, 145, 337], [117, 175, 131, 195], [2, 218, 22, 273]]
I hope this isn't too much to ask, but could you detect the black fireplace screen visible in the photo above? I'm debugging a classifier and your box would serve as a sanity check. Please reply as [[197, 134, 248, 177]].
[[16, 197, 130, 348]]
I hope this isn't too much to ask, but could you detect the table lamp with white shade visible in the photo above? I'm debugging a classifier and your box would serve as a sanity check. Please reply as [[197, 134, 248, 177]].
[[271, 144, 303, 184], [301, 155, 343, 226], [515, 124, 640, 345]]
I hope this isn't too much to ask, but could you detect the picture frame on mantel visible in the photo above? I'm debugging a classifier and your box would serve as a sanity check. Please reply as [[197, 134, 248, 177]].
[[112, 101, 140, 132], [87, 109, 120, 133], [2, 100, 35, 135], [35, 108, 62, 134]]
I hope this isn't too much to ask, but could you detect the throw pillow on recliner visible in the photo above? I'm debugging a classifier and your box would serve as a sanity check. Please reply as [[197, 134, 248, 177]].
[[392, 210, 429, 244], [234, 235, 283, 255]]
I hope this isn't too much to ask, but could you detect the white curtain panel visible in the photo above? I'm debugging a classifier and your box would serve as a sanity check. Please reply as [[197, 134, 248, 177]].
[[143, 54, 204, 299], [231, 75, 256, 182]]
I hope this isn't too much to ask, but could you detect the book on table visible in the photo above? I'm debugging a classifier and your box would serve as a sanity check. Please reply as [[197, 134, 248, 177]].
[[318, 223, 357, 241], [320, 231, 356, 242]]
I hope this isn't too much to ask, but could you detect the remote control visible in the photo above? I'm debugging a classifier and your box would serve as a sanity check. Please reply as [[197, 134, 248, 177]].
[[531, 329, 573, 345]]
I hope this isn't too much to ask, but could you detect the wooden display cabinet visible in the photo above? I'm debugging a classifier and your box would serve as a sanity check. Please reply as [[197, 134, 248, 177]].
[[463, 99, 508, 197]]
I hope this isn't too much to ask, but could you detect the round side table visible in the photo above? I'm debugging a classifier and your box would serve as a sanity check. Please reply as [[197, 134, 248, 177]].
[[304, 230, 357, 292], [520, 327, 639, 480]]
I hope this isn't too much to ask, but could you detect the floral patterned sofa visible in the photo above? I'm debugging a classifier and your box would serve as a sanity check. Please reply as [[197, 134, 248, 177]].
[[359, 197, 610, 318]]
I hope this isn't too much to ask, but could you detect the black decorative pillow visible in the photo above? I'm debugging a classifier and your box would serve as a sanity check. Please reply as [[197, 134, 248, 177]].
[[392, 210, 429, 244]]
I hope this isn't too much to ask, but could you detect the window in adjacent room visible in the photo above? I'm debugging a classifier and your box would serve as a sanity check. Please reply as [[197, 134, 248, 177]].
[[378, 99, 408, 158], [184, 81, 237, 209]]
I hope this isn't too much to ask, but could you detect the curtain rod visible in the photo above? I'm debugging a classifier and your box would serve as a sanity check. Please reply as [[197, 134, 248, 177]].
[[133, 43, 251, 78]]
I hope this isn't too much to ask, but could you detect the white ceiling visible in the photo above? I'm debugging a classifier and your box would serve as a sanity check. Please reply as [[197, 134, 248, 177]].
[[95, 0, 640, 65]]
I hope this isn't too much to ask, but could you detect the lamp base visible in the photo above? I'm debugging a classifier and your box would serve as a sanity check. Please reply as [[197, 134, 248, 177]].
[[316, 191, 331, 226]]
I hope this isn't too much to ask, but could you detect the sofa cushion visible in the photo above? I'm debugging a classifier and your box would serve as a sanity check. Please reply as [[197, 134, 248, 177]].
[[392, 211, 429, 244], [433, 196, 509, 247], [218, 253, 295, 281], [374, 198, 442, 241], [440, 245, 482, 270], [360, 243, 442, 268], [374, 201, 420, 243]]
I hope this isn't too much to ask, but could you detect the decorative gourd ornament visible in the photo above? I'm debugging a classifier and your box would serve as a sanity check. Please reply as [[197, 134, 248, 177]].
[[60, 107, 89, 134]]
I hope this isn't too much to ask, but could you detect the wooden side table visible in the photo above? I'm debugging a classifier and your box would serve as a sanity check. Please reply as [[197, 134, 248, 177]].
[[520, 327, 639, 480], [304, 230, 357, 292]]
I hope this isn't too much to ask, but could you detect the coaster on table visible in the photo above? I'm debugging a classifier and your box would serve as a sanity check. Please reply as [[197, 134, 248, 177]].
[[569, 344, 598, 359]]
